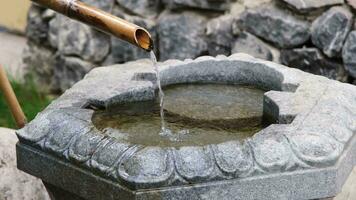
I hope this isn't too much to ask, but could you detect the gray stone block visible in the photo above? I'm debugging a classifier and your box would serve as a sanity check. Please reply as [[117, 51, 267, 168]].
[[22, 41, 57, 92], [157, 11, 208, 61], [206, 15, 234, 56], [26, 5, 50, 46], [163, 0, 231, 11], [346, 0, 356, 10], [280, 47, 347, 81], [54, 56, 96, 92], [232, 32, 273, 61], [342, 31, 356, 78], [116, 0, 160, 17], [236, 5, 310, 48], [311, 7, 353, 58], [50, 15, 110, 63], [280, 0, 344, 13]]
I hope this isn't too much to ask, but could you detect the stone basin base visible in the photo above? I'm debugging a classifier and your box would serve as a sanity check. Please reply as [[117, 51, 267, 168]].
[[16, 54, 356, 200], [17, 135, 356, 199]]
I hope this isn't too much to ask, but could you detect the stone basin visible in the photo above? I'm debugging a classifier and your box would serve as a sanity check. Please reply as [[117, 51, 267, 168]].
[[16, 53, 356, 200], [92, 84, 266, 147]]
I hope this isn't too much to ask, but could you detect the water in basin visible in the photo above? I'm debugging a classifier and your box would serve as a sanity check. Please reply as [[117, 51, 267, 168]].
[[92, 84, 267, 147]]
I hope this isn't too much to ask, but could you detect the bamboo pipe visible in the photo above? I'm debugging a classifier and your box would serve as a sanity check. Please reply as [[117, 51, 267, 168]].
[[31, 0, 153, 51], [0, 65, 27, 129]]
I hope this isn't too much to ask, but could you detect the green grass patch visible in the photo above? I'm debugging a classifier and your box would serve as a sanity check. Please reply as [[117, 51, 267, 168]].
[[0, 78, 52, 129]]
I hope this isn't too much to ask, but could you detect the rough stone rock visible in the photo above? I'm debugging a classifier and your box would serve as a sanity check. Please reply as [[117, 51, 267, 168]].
[[108, 10, 157, 63], [243, 0, 272, 9], [50, 15, 110, 63], [163, 0, 230, 11], [25, 5, 49, 45], [23, 42, 58, 93], [231, 18, 242, 36], [47, 15, 59, 49], [232, 32, 273, 61], [54, 56, 96, 92], [236, 5, 310, 48], [158, 12, 208, 61], [110, 37, 152, 64], [0, 128, 50, 200], [41, 9, 56, 20], [342, 31, 356, 78], [39, 0, 112, 49], [280, 48, 346, 81], [281, 0, 344, 13], [311, 7, 353, 58], [206, 15, 234, 56], [47, 0, 113, 49], [229, 1, 245, 16], [116, 0, 160, 17], [82, 0, 114, 11], [346, 0, 356, 9]]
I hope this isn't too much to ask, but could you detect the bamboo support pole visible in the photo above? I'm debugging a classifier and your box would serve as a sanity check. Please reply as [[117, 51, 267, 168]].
[[0, 65, 27, 129], [31, 0, 153, 51]]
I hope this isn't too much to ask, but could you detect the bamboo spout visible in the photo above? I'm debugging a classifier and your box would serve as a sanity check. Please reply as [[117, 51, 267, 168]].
[[31, 0, 153, 51]]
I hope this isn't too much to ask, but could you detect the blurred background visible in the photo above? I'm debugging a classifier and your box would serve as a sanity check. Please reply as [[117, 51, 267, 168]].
[[0, 0, 30, 32]]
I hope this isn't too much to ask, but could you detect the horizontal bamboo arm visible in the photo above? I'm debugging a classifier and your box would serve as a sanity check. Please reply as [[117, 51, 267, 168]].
[[31, 0, 153, 51]]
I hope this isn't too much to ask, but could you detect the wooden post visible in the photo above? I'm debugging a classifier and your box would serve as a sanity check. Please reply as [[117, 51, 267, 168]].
[[0, 65, 27, 128]]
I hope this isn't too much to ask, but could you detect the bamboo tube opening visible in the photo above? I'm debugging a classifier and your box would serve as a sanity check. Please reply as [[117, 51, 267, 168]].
[[135, 29, 153, 51]]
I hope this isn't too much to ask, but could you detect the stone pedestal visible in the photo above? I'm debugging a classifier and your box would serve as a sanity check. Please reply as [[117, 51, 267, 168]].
[[43, 182, 84, 200], [16, 54, 356, 199]]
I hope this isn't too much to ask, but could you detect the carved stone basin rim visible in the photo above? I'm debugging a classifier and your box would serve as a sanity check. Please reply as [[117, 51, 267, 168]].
[[16, 54, 356, 199]]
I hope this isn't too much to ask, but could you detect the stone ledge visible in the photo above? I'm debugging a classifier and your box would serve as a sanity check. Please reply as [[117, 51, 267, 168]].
[[17, 131, 356, 199]]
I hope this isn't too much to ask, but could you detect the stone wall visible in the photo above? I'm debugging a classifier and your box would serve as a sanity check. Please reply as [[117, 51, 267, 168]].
[[24, 0, 356, 92]]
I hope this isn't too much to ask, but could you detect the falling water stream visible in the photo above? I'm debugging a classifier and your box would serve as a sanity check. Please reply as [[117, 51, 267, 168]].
[[150, 51, 189, 140], [150, 51, 166, 132]]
